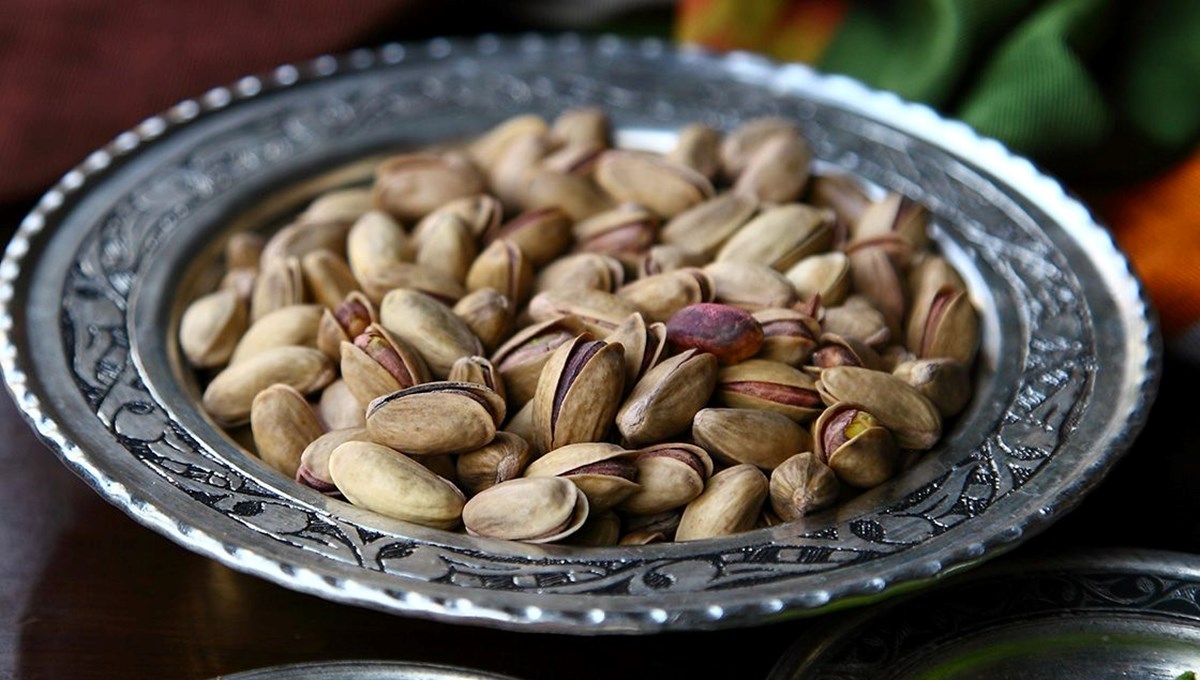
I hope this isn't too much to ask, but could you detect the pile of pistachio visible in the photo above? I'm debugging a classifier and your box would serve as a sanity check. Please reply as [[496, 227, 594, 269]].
[[181, 109, 979, 545]]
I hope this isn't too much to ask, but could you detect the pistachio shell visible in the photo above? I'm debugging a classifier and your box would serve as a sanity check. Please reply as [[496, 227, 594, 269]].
[[769, 452, 839, 521], [456, 431, 533, 496], [604, 313, 668, 388], [249, 256, 306, 321], [180, 288, 247, 368], [224, 232, 264, 270], [250, 384, 325, 478], [719, 117, 799, 178], [715, 359, 824, 422], [301, 248, 361, 309], [260, 219, 350, 268], [691, 408, 811, 470], [523, 169, 614, 221], [359, 262, 466, 305], [676, 464, 768, 541], [531, 336, 626, 452], [812, 403, 897, 488], [661, 192, 758, 256], [297, 426, 369, 492], [203, 346, 335, 425], [366, 381, 506, 455], [466, 239, 533, 306], [594, 150, 714, 218], [347, 210, 415, 283], [483, 207, 573, 267], [468, 114, 549, 170], [416, 213, 476, 284], [892, 358, 972, 417], [372, 152, 486, 221], [316, 379, 367, 430], [453, 288, 514, 353], [616, 349, 717, 446], [525, 442, 638, 512], [815, 366, 942, 450], [329, 440, 465, 529], [300, 188, 373, 225], [448, 355, 507, 404], [551, 107, 609, 148], [526, 288, 638, 338], [616, 269, 712, 324], [717, 203, 833, 271], [534, 253, 625, 295], [618, 443, 713, 515], [339, 323, 432, 405], [703, 260, 796, 310], [733, 134, 811, 203], [316, 292, 376, 359], [786, 252, 850, 306], [667, 123, 721, 180], [462, 476, 588, 543], [378, 289, 483, 378]]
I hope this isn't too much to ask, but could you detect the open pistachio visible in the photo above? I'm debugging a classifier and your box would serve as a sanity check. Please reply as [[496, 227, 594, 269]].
[[249, 256, 305, 322], [317, 379, 366, 430], [637, 244, 709, 278], [203, 346, 335, 425], [604, 313, 668, 388], [769, 452, 840, 520], [667, 123, 721, 180], [618, 443, 713, 515], [366, 381, 505, 456], [297, 426, 369, 493], [462, 476, 588, 543], [301, 248, 361, 309], [329, 440, 465, 529], [453, 288, 514, 353], [676, 464, 768, 541], [733, 134, 811, 203], [525, 442, 638, 512], [526, 288, 638, 338], [719, 117, 799, 179], [572, 204, 658, 262], [316, 292, 376, 359], [692, 407, 811, 470], [752, 308, 821, 366], [180, 288, 247, 369], [716, 359, 824, 422], [340, 323, 431, 406], [616, 268, 714, 324], [908, 285, 978, 365], [717, 204, 833, 272], [250, 384, 325, 478], [531, 336, 625, 452], [416, 212, 476, 284], [594, 150, 715, 218], [661, 192, 758, 256], [260, 218, 349, 268], [786, 252, 850, 306], [893, 358, 972, 417], [823, 297, 891, 348], [813, 402, 897, 488], [809, 333, 884, 371], [851, 192, 929, 252], [300, 187, 373, 225], [704, 260, 796, 310], [522, 169, 614, 221], [448, 355, 506, 404], [483, 207, 573, 267], [414, 193, 504, 243], [378, 289, 483, 378], [666, 303, 763, 365], [539, 142, 604, 176], [490, 316, 586, 408], [373, 152, 486, 221], [534, 253, 625, 295], [815, 366, 941, 450], [616, 349, 717, 446], [466, 238, 534, 307], [456, 431, 533, 496], [347, 210, 415, 283]]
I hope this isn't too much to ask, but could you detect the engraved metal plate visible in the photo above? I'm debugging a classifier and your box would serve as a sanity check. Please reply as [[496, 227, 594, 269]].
[[0, 35, 1159, 633], [770, 550, 1200, 679]]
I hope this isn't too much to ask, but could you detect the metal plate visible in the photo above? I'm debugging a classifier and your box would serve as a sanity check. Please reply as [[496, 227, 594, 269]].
[[770, 549, 1200, 679], [217, 661, 520, 680], [0, 34, 1160, 633]]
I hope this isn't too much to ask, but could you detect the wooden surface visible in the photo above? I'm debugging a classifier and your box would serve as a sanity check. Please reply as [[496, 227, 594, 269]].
[[1, 199, 1196, 678]]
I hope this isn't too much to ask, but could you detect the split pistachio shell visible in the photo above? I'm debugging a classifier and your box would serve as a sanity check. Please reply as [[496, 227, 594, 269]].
[[752, 308, 821, 366], [526, 288, 638, 337], [466, 239, 533, 306], [180, 288, 247, 368], [456, 431, 533, 495], [691, 408, 811, 470], [812, 403, 898, 488], [552, 107, 609, 148], [638, 244, 709, 278], [733, 133, 811, 203], [378, 289, 483, 378], [667, 123, 721, 179], [715, 359, 824, 422], [531, 336, 626, 452], [524, 442, 638, 512], [491, 316, 585, 408], [594, 150, 715, 218], [448, 355, 507, 404], [810, 333, 885, 372], [676, 464, 768, 541], [339, 323, 431, 406], [316, 292, 376, 359], [851, 192, 929, 252], [501, 399, 537, 445], [769, 452, 840, 520], [415, 193, 503, 243], [249, 256, 306, 322], [604, 313, 668, 388], [366, 381, 506, 455], [347, 211, 415, 283], [716, 203, 833, 271], [848, 244, 907, 338], [572, 204, 658, 261], [453, 288, 514, 354], [372, 152, 486, 221], [250, 384, 325, 478], [810, 174, 872, 232], [619, 443, 713, 515], [462, 476, 588, 543], [416, 212, 476, 284], [490, 132, 557, 209], [909, 286, 978, 365], [317, 379, 367, 430], [534, 253, 625, 295], [328, 440, 465, 529], [719, 117, 799, 178], [616, 349, 718, 446], [297, 426, 369, 492], [815, 366, 942, 450], [704, 260, 796, 310], [301, 248, 361, 309], [467, 114, 549, 170], [203, 346, 335, 425], [786, 252, 850, 306], [823, 298, 892, 348], [661, 192, 758, 256], [893, 358, 972, 417]]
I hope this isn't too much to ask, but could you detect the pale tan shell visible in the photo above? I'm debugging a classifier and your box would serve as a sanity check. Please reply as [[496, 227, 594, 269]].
[[202, 346, 335, 425], [815, 366, 942, 450], [180, 288, 247, 368], [616, 349, 718, 447], [676, 464, 768, 541], [462, 476, 588, 543], [378, 289, 484, 378], [250, 384, 325, 478], [691, 408, 811, 470], [230, 304, 324, 365], [328, 440, 465, 529]]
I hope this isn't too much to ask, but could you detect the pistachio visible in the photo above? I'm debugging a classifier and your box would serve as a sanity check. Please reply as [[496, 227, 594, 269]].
[[522, 169, 614, 221], [490, 316, 586, 408], [526, 288, 638, 337], [300, 187, 373, 225], [618, 443, 713, 515], [531, 336, 625, 452], [340, 323, 431, 406], [366, 381, 505, 455], [893, 358, 972, 417], [224, 232, 265, 270], [456, 431, 533, 496], [316, 292, 376, 359], [815, 366, 942, 450], [604, 313, 668, 388], [847, 243, 908, 338], [317, 379, 367, 430], [453, 288, 514, 353], [347, 210, 415, 283], [448, 355, 506, 404], [378, 289, 483, 378], [616, 349, 717, 446], [752, 308, 821, 366], [572, 204, 658, 262], [483, 207, 573, 267], [465, 239, 534, 306], [716, 359, 824, 422], [250, 384, 325, 478], [249, 256, 306, 321], [851, 192, 929, 252], [328, 440, 465, 529], [231, 303, 324, 365], [359, 262, 466, 305], [703, 260, 796, 310], [489, 131, 558, 209], [414, 193, 503, 243], [823, 297, 891, 348], [551, 107, 609, 148], [462, 476, 588, 543], [809, 333, 884, 371], [786, 252, 850, 306], [692, 407, 811, 470], [733, 134, 811, 203], [667, 123, 721, 180], [676, 464, 768, 541], [301, 248, 361, 309], [666, 303, 763, 365], [260, 218, 350, 268], [540, 143, 605, 176], [467, 114, 549, 171], [637, 244, 709, 278], [297, 426, 369, 493], [812, 403, 897, 488], [616, 268, 713, 324], [180, 288, 247, 368], [525, 442, 638, 512], [534, 253, 625, 295], [908, 285, 978, 365], [661, 192, 758, 256], [220, 267, 257, 302], [716, 203, 833, 271], [769, 452, 840, 520], [203, 346, 335, 425], [372, 152, 486, 221], [415, 213, 476, 284], [719, 117, 799, 179], [594, 150, 715, 218]]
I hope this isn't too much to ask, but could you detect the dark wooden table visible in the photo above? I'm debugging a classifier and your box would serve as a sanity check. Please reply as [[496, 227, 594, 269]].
[[2, 198, 1197, 678]]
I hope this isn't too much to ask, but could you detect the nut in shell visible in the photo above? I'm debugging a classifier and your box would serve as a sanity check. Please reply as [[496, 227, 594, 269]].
[[297, 427, 369, 493], [616, 349, 717, 446], [604, 312, 667, 388], [715, 359, 824, 423], [366, 381, 506, 456], [448, 355, 507, 404], [340, 323, 431, 406], [616, 268, 713, 324], [462, 476, 588, 543], [328, 440, 465, 529], [524, 442, 638, 512], [769, 452, 840, 520], [534, 252, 625, 295], [316, 292, 376, 359], [813, 402, 898, 488], [466, 238, 533, 306], [531, 336, 625, 452], [594, 150, 715, 218], [661, 192, 758, 256], [752, 308, 820, 366], [202, 346, 335, 425], [676, 464, 768, 541], [378, 288, 484, 378], [483, 207, 573, 267], [786, 252, 850, 306], [347, 210, 414, 283], [180, 288, 247, 369], [703, 260, 796, 310], [893, 358, 972, 417], [691, 407, 811, 470], [618, 443, 713, 515], [250, 384, 325, 479], [456, 431, 533, 496], [490, 316, 585, 408], [452, 288, 514, 353], [526, 288, 637, 338], [372, 152, 486, 221], [815, 365, 942, 450], [733, 133, 812, 203]]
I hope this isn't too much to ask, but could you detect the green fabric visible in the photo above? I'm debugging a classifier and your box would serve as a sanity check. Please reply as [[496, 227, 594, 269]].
[[818, 0, 1200, 181]]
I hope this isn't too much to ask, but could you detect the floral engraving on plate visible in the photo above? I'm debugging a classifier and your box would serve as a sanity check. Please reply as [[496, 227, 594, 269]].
[[58, 46, 1094, 594]]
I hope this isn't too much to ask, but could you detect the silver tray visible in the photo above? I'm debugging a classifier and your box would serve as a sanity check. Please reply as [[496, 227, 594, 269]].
[[0, 34, 1160, 633], [770, 549, 1200, 679], [217, 661, 520, 680]]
